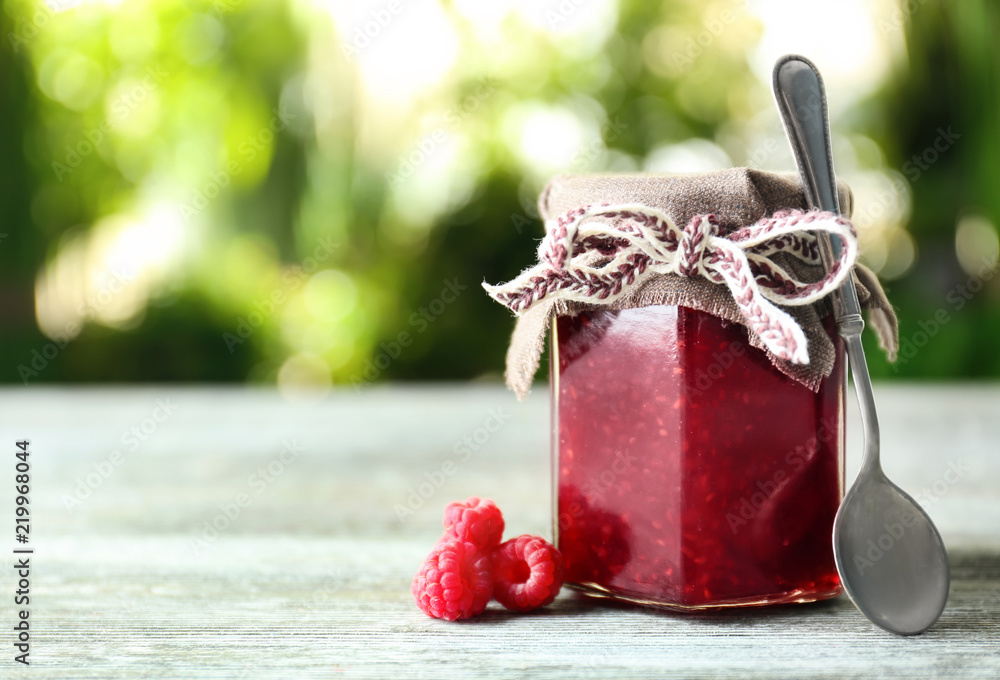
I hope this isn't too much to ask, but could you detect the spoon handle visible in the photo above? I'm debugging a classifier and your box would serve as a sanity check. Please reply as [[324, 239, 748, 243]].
[[772, 55, 881, 472]]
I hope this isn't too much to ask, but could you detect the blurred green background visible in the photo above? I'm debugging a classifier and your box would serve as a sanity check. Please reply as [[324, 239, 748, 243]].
[[1, 0, 997, 393]]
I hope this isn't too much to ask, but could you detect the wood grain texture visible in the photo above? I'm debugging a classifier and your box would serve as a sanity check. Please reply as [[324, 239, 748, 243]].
[[0, 384, 998, 678]]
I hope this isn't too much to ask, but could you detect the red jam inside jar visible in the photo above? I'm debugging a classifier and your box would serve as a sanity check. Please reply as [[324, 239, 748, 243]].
[[552, 305, 845, 609]]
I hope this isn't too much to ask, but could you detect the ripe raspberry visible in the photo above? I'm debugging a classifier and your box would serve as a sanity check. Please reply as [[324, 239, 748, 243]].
[[442, 497, 505, 551], [412, 540, 493, 621], [491, 535, 564, 612]]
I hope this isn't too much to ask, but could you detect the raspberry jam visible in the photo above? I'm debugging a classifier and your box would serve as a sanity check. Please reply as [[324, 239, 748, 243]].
[[552, 305, 845, 609]]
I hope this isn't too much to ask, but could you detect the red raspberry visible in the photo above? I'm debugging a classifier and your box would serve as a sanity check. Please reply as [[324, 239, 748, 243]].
[[412, 540, 493, 621], [491, 535, 564, 612], [442, 497, 505, 551]]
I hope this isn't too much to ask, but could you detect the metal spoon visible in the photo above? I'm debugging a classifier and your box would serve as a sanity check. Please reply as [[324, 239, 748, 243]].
[[772, 54, 950, 635]]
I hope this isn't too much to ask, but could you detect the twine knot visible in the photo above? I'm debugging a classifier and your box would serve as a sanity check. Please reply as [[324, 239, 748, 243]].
[[483, 203, 859, 365], [677, 214, 720, 278]]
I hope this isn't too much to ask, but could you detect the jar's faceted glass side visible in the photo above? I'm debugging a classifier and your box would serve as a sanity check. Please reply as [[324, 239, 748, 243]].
[[551, 305, 845, 609]]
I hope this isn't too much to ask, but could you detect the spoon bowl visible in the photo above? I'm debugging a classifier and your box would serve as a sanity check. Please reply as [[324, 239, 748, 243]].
[[835, 464, 950, 634]]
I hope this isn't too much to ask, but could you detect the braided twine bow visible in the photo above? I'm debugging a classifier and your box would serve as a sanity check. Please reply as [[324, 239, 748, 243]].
[[482, 204, 859, 365]]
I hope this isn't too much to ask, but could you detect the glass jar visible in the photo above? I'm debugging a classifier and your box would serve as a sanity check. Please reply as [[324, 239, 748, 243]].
[[551, 304, 845, 609]]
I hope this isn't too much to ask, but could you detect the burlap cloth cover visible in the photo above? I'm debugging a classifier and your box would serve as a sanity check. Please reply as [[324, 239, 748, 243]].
[[503, 168, 899, 399]]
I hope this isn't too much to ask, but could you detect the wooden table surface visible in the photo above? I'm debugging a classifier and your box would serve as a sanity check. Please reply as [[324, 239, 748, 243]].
[[0, 384, 998, 679]]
